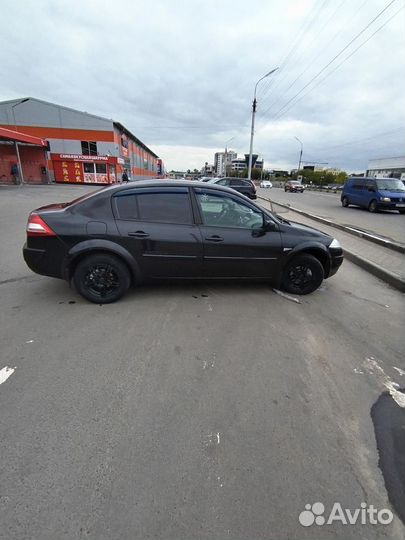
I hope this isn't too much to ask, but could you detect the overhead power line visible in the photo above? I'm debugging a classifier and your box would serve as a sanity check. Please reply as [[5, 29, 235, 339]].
[[258, 0, 400, 125], [259, 0, 331, 99], [259, 0, 367, 113], [270, 4, 404, 122]]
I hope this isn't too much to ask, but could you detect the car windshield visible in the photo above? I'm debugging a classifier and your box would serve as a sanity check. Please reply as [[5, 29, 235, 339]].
[[376, 179, 405, 192]]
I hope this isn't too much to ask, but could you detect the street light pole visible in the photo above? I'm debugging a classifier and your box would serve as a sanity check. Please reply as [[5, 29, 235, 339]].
[[248, 68, 278, 182], [294, 136, 303, 181]]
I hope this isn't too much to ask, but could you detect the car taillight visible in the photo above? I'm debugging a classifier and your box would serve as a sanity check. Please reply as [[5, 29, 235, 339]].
[[26, 213, 56, 237]]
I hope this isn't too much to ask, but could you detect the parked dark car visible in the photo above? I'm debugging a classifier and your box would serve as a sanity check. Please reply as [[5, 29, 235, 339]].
[[23, 181, 343, 303], [285, 181, 304, 193], [209, 177, 257, 199], [341, 177, 405, 213]]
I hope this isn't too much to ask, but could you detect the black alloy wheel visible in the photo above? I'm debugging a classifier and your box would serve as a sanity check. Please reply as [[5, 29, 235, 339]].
[[73, 254, 130, 303], [281, 254, 324, 295]]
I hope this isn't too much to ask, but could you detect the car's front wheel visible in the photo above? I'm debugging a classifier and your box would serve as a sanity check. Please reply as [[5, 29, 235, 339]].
[[368, 199, 378, 213], [341, 196, 349, 207], [281, 254, 324, 295], [73, 253, 131, 303]]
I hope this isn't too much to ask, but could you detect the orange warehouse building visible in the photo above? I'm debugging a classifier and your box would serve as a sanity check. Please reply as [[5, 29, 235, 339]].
[[0, 97, 162, 185]]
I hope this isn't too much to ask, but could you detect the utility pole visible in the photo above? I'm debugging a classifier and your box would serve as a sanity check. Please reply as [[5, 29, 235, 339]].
[[248, 68, 278, 182], [295, 137, 303, 182]]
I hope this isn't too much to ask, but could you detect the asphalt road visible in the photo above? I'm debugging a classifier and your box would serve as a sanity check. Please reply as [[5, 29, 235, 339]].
[[258, 187, 405, 245], [1, 185, 404, 540]]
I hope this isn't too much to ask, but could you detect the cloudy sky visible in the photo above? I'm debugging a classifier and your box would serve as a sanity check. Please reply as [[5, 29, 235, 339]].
[[0, 0, 404, 172]]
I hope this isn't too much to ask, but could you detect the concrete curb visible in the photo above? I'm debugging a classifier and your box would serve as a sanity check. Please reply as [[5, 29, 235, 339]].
[[343, 249, 405, 293], [258, 196, 405, 293], [258, 196, 405, 254]]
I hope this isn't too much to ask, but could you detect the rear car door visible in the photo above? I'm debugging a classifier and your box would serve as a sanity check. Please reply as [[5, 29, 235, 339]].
[[193, 187, 282, 278], [113, 187, 203, 278], [230, 179, 254, 198]]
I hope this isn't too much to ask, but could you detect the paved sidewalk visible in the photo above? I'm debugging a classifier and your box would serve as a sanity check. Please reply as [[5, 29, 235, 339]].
[[258, 198, 405, 291]]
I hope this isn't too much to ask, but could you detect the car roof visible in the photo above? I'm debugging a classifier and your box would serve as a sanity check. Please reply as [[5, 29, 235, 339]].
[[86, 179, 254, 199]]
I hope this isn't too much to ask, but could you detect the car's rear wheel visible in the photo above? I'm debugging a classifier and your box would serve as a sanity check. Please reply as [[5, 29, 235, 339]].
[[73, 253, 131, 304], [368, 199, 378, 213], [341, 196, 349, 207], [281, 254, 324, 295]]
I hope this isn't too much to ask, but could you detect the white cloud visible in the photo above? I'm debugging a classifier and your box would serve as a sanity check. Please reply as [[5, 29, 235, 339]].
[[0, 0, 403, 173]]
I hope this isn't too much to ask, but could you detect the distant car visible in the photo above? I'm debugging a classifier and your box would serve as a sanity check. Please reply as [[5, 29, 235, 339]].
[[260, 180, 273, 188], [209, 177, 257, 199], [341, 177, 405, 213], [285, 181, 304, 193], [23, 180, 344, 303]]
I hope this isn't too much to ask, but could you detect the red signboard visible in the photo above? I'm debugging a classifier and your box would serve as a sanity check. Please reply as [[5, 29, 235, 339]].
[[53, 160, 84, 183], [51, 154, 118, 185]]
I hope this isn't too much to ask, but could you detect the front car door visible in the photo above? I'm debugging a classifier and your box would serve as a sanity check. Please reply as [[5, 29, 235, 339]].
[[113, 187, 203, 278], [193, 187, 282, 278]]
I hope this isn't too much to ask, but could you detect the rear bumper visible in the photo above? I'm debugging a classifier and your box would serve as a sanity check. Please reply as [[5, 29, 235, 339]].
[[23, 243, 63, 279]]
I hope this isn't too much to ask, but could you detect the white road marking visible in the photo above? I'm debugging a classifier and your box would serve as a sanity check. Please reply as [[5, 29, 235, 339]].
[[26, 339, 34, 343], [0, 366, 16, 385], [393, 366, 405, 376], [216, 432, 220, 444], [363, 357, 405, 408]]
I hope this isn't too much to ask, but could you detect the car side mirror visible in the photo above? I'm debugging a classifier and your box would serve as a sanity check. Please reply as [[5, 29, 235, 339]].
[[252, 215, 276, 236], [263, 216, 277, 231]]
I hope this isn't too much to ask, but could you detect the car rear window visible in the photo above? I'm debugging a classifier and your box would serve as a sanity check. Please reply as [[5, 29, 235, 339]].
[[113, 188, 193, 224]]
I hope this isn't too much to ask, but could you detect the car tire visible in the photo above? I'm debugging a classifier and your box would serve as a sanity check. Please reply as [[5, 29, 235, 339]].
[[341, 196, 349, 207], [73, 253, 131, 304], [281, 254, 324, 295], [398, 209, 405, 214], [368, 200, 378, 213]]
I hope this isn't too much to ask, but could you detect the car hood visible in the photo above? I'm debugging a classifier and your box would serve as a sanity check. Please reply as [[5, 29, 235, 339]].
[[281, 219, 332, 242], [378, 189, 405, 197]]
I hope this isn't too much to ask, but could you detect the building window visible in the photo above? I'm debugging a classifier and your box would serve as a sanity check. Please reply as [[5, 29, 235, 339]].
[[81, 141, 98, 156], [95, 163, 107, 174], [83, 162, 95, 173]]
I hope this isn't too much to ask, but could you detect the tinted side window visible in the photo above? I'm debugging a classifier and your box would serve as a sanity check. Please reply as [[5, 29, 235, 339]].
[[195, 189, 263, 229], [114, 194, 139, 220], [352, 181, 364, 190], [137, 191, 192, 224]]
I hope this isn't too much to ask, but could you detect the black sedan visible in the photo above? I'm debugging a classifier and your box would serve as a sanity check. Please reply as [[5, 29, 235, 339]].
[[208, 177, 257, 199], [23, 181, 343, 303]]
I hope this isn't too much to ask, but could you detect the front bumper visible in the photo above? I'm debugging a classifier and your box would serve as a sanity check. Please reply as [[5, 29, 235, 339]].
[[328, 248, 344, 277], [377, 201, 405, 211]]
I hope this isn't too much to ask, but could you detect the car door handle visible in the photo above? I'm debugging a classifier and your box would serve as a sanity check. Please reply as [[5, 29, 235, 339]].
[[205, 235, 224, 242], [128, 231, 150, 238]]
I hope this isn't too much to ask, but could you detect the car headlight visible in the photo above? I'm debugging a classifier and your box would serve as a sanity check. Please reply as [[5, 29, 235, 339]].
[[380, 197, 391, 202], [329, 238, 341, 249]]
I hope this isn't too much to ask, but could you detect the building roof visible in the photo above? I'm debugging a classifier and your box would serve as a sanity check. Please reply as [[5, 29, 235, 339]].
[[113, 121, 158, 158], [0, 97, 159, 158], [0, 126, 48, 147]]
